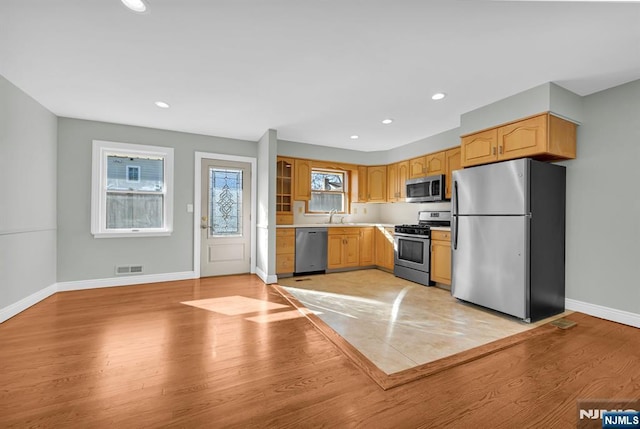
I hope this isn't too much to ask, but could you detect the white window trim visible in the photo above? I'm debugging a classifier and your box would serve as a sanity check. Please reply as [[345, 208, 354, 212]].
[[91, 140, 174, 238]]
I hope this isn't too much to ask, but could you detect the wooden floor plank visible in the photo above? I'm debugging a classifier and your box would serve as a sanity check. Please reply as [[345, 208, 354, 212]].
[[1, 275, 639, 428]]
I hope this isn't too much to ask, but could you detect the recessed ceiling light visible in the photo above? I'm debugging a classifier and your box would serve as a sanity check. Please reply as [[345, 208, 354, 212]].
[[155, 101, 170, 109], [350, 135, 359, 140], [431, 92, 446, 101], [121, 0, 148, 13], [381, 118, 394, 125]]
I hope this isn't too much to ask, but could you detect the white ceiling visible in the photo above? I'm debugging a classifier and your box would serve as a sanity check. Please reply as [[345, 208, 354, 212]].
[[1, 1, 639, 151]]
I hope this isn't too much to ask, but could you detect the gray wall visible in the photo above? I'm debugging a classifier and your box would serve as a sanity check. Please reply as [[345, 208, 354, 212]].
[[385, 128, 460, 164], [279, 128, 460, 166], [57, 118, 256, 282], [561, 79, 640, 314], [278, 139, 390, 165], [0, 75, 57, 309], [460, 82, 584, 135]]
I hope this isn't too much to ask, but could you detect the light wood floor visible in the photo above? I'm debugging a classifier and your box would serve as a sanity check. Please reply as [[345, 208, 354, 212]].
[[1, 275, 639, 428]]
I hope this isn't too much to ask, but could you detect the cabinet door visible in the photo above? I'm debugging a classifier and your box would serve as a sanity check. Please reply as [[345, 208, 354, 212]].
[[497, 114, 547, 161], [383, 228, 395, 270], [409, 156, 427, 179], [397, 161, 409, 200], [445, 147, 461, 199], [386, 163, 398, 202], [461, 129, 498, 167], [375, 227, 394, 270], [367, 166, 387, 202], [276, 254, 295, 274], [359, 227, 374, 266], [357, 166, 368, 202], [344, 235, 360, 267], [293, 159, 311, 201], [426, 151, 445, 175], [430, 239, 451, 285], [327, 235, 345, 269]]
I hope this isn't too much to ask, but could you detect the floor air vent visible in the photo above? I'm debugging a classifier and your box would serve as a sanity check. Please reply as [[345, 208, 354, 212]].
[[115, 265, 144, 275]]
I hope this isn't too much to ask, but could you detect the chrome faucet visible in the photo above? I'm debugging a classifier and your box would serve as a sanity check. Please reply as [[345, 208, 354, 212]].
[[328, 209, 337, 224]]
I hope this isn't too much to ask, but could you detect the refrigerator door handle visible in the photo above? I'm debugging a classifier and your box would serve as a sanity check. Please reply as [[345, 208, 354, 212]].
[[452, 180, 459, 250]]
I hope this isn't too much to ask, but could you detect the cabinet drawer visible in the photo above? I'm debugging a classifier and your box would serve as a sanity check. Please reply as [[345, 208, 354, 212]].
[[328, 227, 360, 236], [276, 213, 293, 225], [276, 228, 295, 238], [431, 230, 451, 242], [276, 236, 295, 254], [276, 254, 295, 274]]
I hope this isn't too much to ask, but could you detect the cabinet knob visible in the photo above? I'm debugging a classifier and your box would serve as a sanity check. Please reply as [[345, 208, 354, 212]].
[[499, 146, 504, 155]]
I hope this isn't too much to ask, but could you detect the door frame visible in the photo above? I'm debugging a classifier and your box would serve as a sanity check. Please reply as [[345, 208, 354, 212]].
[[194, 152, 257, 278]]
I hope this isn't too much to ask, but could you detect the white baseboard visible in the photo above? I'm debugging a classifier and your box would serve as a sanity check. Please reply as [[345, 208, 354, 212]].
[[566, 298, 640, 329], [57, 271, 198, 292], [0, 283, 58, 323], [255, 266, 278, 284]]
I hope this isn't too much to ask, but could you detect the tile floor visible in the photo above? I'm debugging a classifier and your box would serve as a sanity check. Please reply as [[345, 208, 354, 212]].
[[278, 270, 565, 374]]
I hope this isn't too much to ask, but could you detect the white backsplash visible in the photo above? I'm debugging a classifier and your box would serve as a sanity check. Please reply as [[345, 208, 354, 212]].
[[291, 200, 450, 225], [292, 201, 381, 224], [379, 201, 452, 225]]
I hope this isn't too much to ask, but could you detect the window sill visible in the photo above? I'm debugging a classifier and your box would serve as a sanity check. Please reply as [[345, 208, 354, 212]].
[[92, 230, 172, 239]]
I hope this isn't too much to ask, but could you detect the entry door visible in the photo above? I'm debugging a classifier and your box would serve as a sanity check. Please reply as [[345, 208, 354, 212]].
[[200, 159, 251, 277]]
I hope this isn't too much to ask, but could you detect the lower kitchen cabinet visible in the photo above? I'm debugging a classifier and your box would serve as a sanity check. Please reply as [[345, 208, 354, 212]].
[[359, 227, 374, 266], [430, 230, 451, 285], [328, 228, 360, 269], [276, 228, 295, 274], [374, 227, 395, 271]]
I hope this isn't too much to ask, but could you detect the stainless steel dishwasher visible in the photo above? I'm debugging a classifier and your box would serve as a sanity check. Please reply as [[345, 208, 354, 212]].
[[295, 228, 328, 274]]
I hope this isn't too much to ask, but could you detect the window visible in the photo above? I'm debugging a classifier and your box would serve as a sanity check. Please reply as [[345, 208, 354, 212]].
[[91, 140, 174, 238], [309, 169, 346, 213], [126, 165, 140, 182]]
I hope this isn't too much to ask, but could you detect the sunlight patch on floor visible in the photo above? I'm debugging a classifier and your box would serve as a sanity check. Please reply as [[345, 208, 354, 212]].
[[182, 295, 289, 315]]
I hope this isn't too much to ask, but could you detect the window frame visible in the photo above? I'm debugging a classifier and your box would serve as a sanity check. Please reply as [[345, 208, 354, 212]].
[[91, 140, 174, 238], [308, 168, 348, 214]]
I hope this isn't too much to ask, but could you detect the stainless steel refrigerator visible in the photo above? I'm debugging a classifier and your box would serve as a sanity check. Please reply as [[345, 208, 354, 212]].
[[451, 158, 566, 322]]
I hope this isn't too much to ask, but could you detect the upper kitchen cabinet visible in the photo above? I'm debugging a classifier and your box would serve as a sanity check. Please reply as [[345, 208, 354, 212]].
[[293, 159, 311, 201], [409, 156, 427, 179], [397, 161, 409, 200], [357, 165, 368, 202], [276, 157, 294, 225], [388, 161, 409, 202], [444, 147, 461, 199], [367, 165, 387, 202], [461, 128, 498, 167], [461, 112, 577, 167], [425, 151, 446, 175], [498, 113, 576, 161], [386, 163, 397, 202]]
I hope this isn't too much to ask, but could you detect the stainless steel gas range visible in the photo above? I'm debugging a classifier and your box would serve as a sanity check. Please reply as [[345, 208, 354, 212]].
[[394, 210, 451, 286]]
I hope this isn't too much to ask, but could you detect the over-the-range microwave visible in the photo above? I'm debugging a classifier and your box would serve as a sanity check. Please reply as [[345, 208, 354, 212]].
[[405, 174, 446, 203]]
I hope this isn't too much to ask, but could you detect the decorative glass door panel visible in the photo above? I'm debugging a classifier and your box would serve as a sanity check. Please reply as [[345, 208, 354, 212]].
[[208, 168, 243, 237]]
